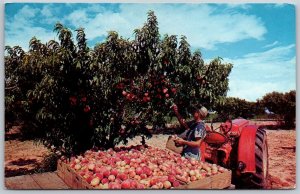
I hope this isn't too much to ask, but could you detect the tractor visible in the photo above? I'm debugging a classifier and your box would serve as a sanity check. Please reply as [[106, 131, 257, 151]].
[[201, 118, 269, 189]]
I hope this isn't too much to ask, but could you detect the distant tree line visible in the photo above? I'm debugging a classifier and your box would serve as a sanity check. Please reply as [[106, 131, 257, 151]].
[[213, 90, 295, 128]]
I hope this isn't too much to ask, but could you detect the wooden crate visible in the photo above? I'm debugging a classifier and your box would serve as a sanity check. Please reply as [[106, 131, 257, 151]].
[[57, 160, 232, 189], [166, 136, 183, 154], [57, 160, 92, 189], [176, 170, 232, 189]]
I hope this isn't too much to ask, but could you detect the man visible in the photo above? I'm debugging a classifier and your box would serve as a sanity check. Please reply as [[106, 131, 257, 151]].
[[172, 104, 208, 160]]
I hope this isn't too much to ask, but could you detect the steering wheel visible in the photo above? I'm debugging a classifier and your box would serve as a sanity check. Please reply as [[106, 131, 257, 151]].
[[220, 118, 232, 134]]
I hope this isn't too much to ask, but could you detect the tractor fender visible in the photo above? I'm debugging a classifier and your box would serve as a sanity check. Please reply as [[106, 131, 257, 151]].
[[238, 125, 259, 173]]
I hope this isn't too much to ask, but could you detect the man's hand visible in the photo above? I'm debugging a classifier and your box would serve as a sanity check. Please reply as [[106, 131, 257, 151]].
[[174, 138, 186, 146]]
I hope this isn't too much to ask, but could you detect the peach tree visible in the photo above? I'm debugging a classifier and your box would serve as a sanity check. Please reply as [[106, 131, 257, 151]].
[[5, 11, 232, 155]]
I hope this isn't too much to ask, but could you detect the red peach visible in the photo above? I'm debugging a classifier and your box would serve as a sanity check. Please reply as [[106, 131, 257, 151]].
[[110, 169, 118, 176], [190, 175, 197, 181], [150, 178, 158, 186], [168, 175, 176, 183], [101, 178, 109, 184], [95, 173, 103, 180], [172, 181, 180, 187], [130, 180, 138, 189], [129, 171, 136, 178], [117, 173, 127, 181], [135, 167, 143, 175], [103, 170, 110, 178], [140, 174, 147, 179], [134, 175, 141, 181], [137, 183, 145, 189], [121, 180, 131, 189], [88, 163, 95, 171], [163, 181, 172, 189], [91, 177, 100, 187], [86, 176, 94, 184], [108, 175, 116, 182]]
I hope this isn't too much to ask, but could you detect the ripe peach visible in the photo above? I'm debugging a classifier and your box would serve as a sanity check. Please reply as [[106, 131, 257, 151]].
[[130, 180, 138, 189], [102, 183, 109, 189], [190, 175, 197, 181], [109, 182, 121, 189], [140, 174, 147, 179], [156, 182, 164, 189], [150, 178, 158, 186], [135, 167, 143, 175], [101, 178, 109, 184], [74, 164, 81, 170], [168, 175, 176, 183], [117, 173, 127, 181], [86, 176, 94, 184], [172, 181, 180, 187], [137, 183, 145, 189], [103, 170, 110, 178], [110, 169, 118, 176], [91, 177, 100, 186], [74, 159, 80, 164], [88, 163, 95, 171], [151, 185, 159, 189], [163, 181, 172, 189], [120, 161, 126, 167], [121, 180, 131, 189], [115, 178, 122, 184], [134, 175, 141, 181], [189, 170, 196, 176], [95, 173, 103, 180], [129, 170, 136, 178], [108, 175, 116, 182]]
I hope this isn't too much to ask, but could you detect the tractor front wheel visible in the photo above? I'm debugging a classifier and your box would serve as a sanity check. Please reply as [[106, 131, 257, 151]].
[[238, 128, 269, 189]]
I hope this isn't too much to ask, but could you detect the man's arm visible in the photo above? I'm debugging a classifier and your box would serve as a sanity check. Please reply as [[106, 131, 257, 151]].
[[175, 137, 202, 147], [172, 104, 190, 130]]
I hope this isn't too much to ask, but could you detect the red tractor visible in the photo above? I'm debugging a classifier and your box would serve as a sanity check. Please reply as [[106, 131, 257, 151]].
[[202, 118, 269, 189]]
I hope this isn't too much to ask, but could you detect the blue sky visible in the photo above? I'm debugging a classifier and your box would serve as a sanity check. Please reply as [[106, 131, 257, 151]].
[[5, 3, 296, 102]]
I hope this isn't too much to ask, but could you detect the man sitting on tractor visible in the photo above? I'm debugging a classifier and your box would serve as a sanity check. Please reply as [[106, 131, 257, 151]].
[[172, 104, 208, 160]]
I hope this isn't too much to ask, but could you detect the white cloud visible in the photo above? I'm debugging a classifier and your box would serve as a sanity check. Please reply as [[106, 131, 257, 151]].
[[220, 44, 296, 101], [225, 4, 252, 10], [274, 3, 287, 8], [5, 5, 56, 50], [41, 5, 53, 17], [5, 4, 267, 50], [263, 41, 279, 48], [65, 9, 90, 28], [63, 4, 267, 49], [18, 5, 39, 19]]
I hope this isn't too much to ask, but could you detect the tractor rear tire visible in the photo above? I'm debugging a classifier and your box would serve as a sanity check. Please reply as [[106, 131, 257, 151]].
[[238, 128, 269, 189]]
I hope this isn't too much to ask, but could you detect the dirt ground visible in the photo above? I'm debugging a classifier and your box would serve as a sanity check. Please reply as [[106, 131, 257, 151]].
[[4, 122, 296, 189], [4, 126, 51, 177]]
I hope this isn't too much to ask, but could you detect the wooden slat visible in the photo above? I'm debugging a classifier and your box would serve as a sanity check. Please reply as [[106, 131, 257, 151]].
[[176, 170, 232, 189], [56, 161, 90, 189], [57, 159, 65, 181], [5, 174, 41, 189], [180, 177, 211, 189], [211, 171, 232, 189], [63, 164, 74, 188], [31, 172, 69, 189]]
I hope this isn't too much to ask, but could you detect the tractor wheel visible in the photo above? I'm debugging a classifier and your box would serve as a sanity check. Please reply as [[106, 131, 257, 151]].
[[238, 128, 269, 189]]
